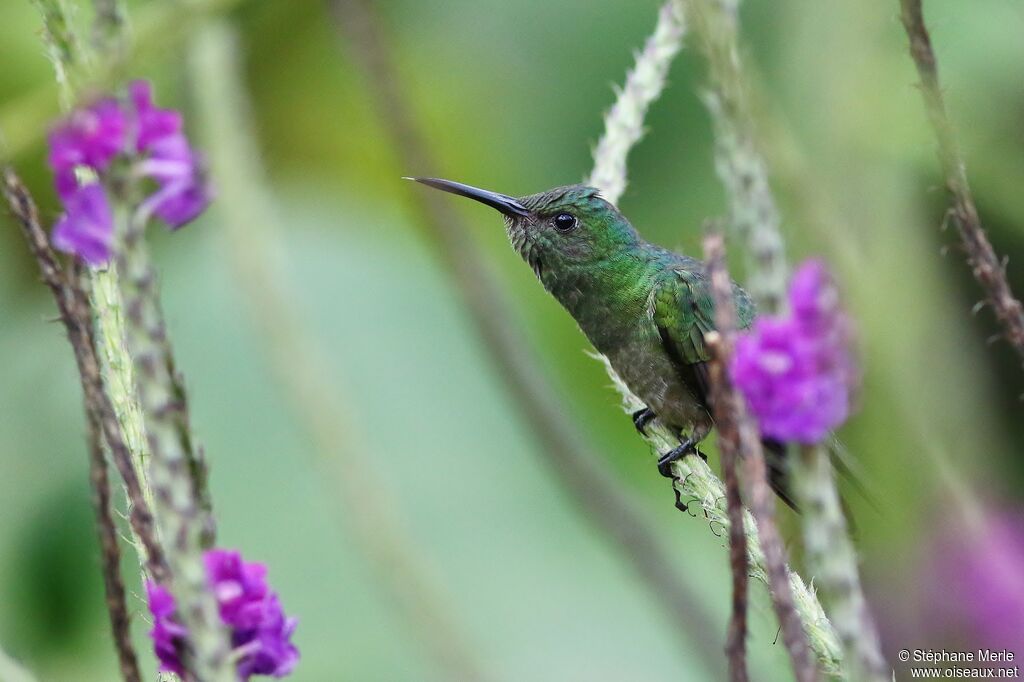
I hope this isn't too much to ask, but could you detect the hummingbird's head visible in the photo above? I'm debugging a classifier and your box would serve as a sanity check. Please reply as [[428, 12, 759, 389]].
[[408, 177, 640, 285]]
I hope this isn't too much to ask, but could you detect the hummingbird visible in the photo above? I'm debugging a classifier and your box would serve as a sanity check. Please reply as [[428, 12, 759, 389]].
[[410, 177, 795, 507]]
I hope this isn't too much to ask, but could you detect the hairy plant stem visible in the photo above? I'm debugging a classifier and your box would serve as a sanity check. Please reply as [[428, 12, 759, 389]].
[[794, 445, 887, 681], [683, 0, 788, 315], [90, 266, 160, 576], [188, 21, 493, 682], [587, 0, 687, 206], [83, 356, 143, 682], [90, 0, 129, 58], [31, 0, 164, 590], [30, 0, 81, 111], [898, 0, 1024, 368], [3, 165, 167, 647], [116, 203, 233, 681], [3, 0, 253, 159], [330, 0, 725, 674]]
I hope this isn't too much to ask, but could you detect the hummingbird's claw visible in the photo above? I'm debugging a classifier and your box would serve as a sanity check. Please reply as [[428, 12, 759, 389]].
[[657, 437, 705, 477], [631, 407, 657, 435]]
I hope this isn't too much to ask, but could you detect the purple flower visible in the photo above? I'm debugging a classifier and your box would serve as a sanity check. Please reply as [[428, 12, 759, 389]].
[[129, 80, 183, 153], [51, 184, 115, 266], [924, 509, 1024, 649], [44, 80, 212, 262], [146, 549, 299, 679], [47, 98, 126, 200], [137, 133, 213, 229], [146, 582, 189, 675], [731, 259, 856, 443], [126, 80, 212, 228]]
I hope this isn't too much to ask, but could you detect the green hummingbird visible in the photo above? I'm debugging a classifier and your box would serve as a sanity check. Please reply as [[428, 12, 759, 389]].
[[410, 177, 794, 506]]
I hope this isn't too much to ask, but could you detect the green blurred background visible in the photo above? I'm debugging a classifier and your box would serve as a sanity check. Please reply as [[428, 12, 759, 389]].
[[1, 0, 1022, 680]]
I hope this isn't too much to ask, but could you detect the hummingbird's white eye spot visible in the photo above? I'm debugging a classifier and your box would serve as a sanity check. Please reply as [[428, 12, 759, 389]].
[[553, 212, 578, 232]]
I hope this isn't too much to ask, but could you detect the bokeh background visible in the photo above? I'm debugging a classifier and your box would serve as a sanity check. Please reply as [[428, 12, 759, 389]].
[[2, 0, 1023, 680]]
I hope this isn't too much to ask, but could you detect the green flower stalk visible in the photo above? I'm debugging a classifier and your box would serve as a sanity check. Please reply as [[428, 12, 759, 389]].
[[35, 5, 228, 665], [31, 0, 81, 110], [795, 445, 887, 681], [90, 0, 129, 57], [587, 0, 687, 206], [31, 0, 159, 585], [684, 0, 788, 315], [91, 264, 159, 573], [115, 208, 233, 681]]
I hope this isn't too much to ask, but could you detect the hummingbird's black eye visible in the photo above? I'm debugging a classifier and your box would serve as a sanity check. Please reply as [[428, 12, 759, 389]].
[[552, 212, 577, 232]]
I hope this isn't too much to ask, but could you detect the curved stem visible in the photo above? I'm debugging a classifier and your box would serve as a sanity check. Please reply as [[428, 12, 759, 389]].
[[587, 1, 687, 206], [794, 445, 887, 681]]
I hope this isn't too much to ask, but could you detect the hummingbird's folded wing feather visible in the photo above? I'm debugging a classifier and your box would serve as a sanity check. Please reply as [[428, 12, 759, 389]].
[[651, 266, 757, 360], [649, 268, 718, 408], [650, 267, 716, 366]]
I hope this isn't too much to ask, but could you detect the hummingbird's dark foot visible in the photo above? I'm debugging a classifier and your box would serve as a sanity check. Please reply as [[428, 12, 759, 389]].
[[632, 407, 656, 435], [657, 438, 697, 477]]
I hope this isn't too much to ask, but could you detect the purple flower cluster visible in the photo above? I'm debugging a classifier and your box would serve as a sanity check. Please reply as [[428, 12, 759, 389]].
[[925, 510, 1024, 650], [731, 259, 857, 443], [146, 549, 299, 679], [47, 80, 211, 265]]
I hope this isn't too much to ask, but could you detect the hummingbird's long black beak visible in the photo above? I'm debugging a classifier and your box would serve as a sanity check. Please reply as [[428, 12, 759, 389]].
[[405, 177, 530, 217]]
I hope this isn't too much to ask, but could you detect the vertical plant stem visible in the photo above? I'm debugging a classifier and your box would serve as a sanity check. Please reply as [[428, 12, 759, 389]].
[[188, 20, 492, 682], [703, 239, 749, 682], [586, 0, 687, 206], [703, 235, 820, 682], [684, 0, 788, 314], [707, 351, 750, 682], [2, 167, 168, 580], [31, 0, 81, 110], [116, 207, 234, 682], [329, 0, 726, 673], [794, 445, 888, 681], [91, 0, 129, 57], [31, 0, 162, 585], [91, 266, 160, 578], [9, 171, 143, 678], [898, 0, 1024, 366], [83, 367, 143, 682]]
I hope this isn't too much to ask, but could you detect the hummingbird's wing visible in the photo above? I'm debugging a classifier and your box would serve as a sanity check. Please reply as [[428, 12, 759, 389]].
[[649, 266, 756, 369], [649, 267, 720, 411], [649, 268, 801, 508]]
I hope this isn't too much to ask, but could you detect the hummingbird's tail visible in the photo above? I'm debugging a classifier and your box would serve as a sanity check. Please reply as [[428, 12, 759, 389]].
[[761, 436, 875, 536], [762, 437, 800, 512]]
